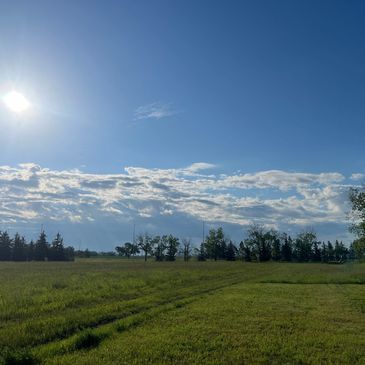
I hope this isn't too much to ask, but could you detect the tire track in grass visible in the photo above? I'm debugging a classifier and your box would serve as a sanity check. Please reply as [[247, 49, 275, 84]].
[[34, 272, 264, 360]]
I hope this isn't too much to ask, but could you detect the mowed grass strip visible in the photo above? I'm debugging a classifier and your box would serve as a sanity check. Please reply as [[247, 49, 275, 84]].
[[42, 282, 365, 365]]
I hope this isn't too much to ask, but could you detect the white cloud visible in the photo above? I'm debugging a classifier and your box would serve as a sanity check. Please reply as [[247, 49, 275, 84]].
[[350, 173, 364, 181], [0, 163, 358, 247], [185, 162, 216, 173], [134, 102, 177, 120]]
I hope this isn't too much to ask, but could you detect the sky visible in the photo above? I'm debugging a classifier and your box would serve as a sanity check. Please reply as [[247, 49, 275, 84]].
[[0, 0, 364, 249]]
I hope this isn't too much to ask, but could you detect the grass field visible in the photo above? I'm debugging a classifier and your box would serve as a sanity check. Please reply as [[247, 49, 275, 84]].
[[0, 259, 365, 364]]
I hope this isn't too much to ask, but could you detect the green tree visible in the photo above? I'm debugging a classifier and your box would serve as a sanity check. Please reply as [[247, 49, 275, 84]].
[[136, 233, 153, 262], [349, 186, 365, 238], [245, 225, 271, 262], [334, 240, 347, 262], [311, 241, 321, 262], [225, 241, 236, 261], [153, 235, 167, 261], [34, 231, 49, 261], [352, 238, 365, 260], [165, 235, 180, 261], [205, 228, 219, 261], [280, 235, 293, 261], [195, 242, 206, 261], [294, 231, 316, 262], [27, 240, 35, 261], [12, 233, 26, 261], [0, 231, 12, 261], [327, 241, 335, 261], [50, 232, 65, 261], [116, 242, 140, 258], [271, 233, 281, 261]]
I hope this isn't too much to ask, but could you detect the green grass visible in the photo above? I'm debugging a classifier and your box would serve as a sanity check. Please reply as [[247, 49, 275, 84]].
[[0, 260, 364, 364]]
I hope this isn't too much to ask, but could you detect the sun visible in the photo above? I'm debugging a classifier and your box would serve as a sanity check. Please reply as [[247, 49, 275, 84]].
[[3, 91, 31, 113]]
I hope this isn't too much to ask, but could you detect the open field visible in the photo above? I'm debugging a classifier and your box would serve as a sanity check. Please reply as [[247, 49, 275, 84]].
[[0, 260, 365, 364]]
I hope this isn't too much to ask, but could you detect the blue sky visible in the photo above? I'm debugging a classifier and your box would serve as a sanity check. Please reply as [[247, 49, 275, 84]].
[[0, 1, 364, 249]]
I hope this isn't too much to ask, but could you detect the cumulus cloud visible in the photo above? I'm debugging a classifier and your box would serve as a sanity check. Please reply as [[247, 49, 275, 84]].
[[0, 163, 358, 247], [350, 173, 365, 181], [134, 102, 177, 120]]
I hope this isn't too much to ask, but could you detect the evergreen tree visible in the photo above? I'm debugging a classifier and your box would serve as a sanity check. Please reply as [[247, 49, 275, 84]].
[[311, 241, 321, 262], [50, 232, 65, 261], [320, 242, 328, 262], [195, 242, 206, 261], [281, 235, 293, 261], [327, 241, 335, 261], [205, 228, 219, 261], [225, 241, 236, 261], [34, 231, 49, 261], [271, 235, 281, 261], [12, 233, 27, 261], [0, 231, 12, 261], [27, 240, 35, 261], [334, 240, 347, 261], [216, 227, 227, 259]]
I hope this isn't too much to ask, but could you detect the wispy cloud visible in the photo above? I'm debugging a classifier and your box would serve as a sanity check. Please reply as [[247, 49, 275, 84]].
[[134, 102, 177, 120], [0, 163, 359, 247]]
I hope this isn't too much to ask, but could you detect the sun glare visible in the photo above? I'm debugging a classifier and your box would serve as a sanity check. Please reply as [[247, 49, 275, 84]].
[[3, 91, 31, 113]]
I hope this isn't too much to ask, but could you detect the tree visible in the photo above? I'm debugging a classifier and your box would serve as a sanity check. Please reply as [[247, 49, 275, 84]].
[[334, 240, 347, 262], [153, 235, 167, 261], [181, 238, 192, 262], [34, 231, 49, 261], [271, 233, 281, 261], [352, 238, 365, 260], [349, 186, 365, 238], [166, 235, 180, 261], [12, 233, 27, 261], [0, 231, 12, 261], [320, 242, 329, 263], [195, 242, 206, 261], [205, 228, 219, 261], [50, 232, 65, 261], [294, 231, 316, 262], [281, 235, 293, 261], [311, 241, 322, 262], [245, 225, 271, 262], [136, 233, 153, 262], [27, 240, 35, 261], [226, 241, 236, 261], [327, 241, 335, 261], [116, 242, 139, 258]]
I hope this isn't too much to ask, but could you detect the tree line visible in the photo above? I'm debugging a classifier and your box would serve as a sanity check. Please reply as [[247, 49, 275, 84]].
[[114, 187, 365, 263], [116, 234, 189, 262], [0, 231, 74, 261], [115, 226, 363, 262]]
